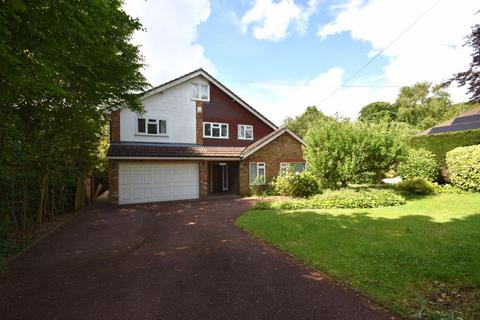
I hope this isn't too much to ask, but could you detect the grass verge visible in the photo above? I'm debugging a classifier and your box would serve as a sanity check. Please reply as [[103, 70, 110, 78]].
[[237, 193, 480, 319]]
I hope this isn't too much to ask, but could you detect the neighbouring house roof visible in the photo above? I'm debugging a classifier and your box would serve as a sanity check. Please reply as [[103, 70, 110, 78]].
[[127, 68, 277, 130], [107, 127, 305, 160], [417, 107, 480, 136]]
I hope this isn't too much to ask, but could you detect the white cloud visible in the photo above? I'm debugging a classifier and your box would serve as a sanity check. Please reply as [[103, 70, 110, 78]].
[[239, 0, 477, 125], [123, 0, 216, 85], [241, 0, 318, 41], [235, 67, 398, 124], [317, 0, 476, 93]]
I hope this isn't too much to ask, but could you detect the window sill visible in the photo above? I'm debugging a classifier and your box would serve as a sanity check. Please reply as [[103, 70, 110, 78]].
[[192, 98, 210, 102], [203, 136, 229, 139], [135, 133, 169, 137], [238, 137, 254, 141]]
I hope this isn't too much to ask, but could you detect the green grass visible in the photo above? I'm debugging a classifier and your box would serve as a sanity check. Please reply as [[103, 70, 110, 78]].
[[237, 193, 480, 319]]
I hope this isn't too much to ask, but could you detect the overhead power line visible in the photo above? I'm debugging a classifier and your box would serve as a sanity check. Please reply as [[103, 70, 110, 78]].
[[319, 0, 442, 104]]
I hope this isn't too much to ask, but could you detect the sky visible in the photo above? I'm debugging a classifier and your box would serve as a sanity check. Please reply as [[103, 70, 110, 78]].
[[123, 0, 478, 125]]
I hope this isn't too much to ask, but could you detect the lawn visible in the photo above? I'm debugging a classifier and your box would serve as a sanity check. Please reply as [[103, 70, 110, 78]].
[[237, 193, 480, 319]]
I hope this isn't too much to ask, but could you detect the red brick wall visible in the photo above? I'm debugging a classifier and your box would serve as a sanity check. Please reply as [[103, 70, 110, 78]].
[[196, 101, 204, 145], [202, 83, 274, 147], [239, 133, 304, 196], [110, 111, 120, 142]]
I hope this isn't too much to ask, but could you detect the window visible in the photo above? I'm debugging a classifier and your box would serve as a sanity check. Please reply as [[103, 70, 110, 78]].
[[203, 122, 229, 139], [280, 162, 306, 175], [249, 162, 266, 185], [192, 83, 209, 101], [137, 118, 167, 135], [238, 125, 254, 140]]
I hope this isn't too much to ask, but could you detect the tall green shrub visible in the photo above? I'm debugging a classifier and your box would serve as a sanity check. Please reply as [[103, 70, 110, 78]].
[[304, 120, 408, 188], [410, 129, 480, 168], [397, 148, 438, 181], [274, 172, 320, 197], [446, 145, 480, 192]]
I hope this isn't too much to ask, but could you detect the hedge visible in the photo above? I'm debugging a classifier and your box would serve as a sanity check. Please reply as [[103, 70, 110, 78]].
[[446, 145, 480, 192], [252, 188, 406, 210], [410, 129, 480, 169]]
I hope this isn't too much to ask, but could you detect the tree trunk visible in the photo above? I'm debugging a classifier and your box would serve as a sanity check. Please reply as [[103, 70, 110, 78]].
[[11, 182, 19, 232], [74, 176, 87, 211]]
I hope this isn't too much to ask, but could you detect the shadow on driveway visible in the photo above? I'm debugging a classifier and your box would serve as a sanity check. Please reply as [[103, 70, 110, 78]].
[[0, 198, 394, 319]]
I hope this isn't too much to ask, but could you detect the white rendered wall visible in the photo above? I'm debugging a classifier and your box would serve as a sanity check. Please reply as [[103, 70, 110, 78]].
[[120, 76, 208, 144]]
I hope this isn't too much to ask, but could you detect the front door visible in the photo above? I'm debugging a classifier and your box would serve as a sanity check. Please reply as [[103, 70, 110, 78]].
[[211, 163, 229, 193]]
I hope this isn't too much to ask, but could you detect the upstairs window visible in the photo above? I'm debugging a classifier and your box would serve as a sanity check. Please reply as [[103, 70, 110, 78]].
[[137, 118, 167, 135], [238, 124, 254, 140], [203, 122, 228, 139], [192, 83, 209, 101]]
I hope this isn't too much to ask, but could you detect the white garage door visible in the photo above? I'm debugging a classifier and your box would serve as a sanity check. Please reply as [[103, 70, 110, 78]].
[[119, 163, 199, 204]]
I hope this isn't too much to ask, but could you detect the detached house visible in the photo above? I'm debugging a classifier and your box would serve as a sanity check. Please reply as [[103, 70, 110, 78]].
[[107, 69, 305, 204]]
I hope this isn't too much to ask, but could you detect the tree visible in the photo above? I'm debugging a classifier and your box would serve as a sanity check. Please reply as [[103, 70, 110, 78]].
[[304, 119, 408, 188], [450, 23, 480, 102], [358, 101, 398, 123], [0, 0, 147, 232], [395, 82, 452, 129], [284, 106, 328, 137]]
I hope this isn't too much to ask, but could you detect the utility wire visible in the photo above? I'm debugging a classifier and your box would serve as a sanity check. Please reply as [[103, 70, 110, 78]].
[[319, 0, 442, 103]]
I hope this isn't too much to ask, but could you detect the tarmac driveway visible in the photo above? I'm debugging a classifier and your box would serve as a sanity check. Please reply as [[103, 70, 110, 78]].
[[0, 198, 393, 320]]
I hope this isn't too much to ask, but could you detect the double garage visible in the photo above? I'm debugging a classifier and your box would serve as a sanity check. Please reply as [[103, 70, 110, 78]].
[[118, 163, 199, 204]]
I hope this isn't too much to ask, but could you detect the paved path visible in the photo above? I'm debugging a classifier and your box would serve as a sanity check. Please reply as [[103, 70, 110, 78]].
[[0, 198, 393, 319]]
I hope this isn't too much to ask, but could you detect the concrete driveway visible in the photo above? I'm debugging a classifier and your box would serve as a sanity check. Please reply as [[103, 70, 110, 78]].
[[0, 198, 393, 319]]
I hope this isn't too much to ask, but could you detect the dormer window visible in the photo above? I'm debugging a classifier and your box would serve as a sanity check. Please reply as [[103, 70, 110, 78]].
[[137, 117, 167, 135], [192, 83, 209, 101]]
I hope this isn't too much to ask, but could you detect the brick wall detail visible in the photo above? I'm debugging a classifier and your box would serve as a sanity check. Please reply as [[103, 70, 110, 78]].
[[199, 160, 208, 198], [110, 110, 120, 142], [196, 101, 204, 145], [239, 133, 304, 196]]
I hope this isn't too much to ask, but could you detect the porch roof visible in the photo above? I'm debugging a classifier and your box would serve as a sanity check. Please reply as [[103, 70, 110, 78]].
[[107, 142, 244, 159]]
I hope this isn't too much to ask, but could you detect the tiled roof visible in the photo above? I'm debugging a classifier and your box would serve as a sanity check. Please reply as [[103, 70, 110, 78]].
[[107, 142, 245, 158], [417, 106, 480, 136]]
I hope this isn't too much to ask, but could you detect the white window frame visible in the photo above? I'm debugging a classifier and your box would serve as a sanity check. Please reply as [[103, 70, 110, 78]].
[[203, 122, 229, 139], [136, 117, 167, 136], [280, 162, 288, 175], [238, 124, 254, 140], [249, 162, 266, 185], [279, 162, 307, 175], [192, 83, 210, 101]]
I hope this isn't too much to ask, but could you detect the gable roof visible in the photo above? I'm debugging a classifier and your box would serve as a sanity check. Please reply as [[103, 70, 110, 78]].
[[241, 127, 304, 158], [141, 68, 277, 130], [417, 106, 480, 136]]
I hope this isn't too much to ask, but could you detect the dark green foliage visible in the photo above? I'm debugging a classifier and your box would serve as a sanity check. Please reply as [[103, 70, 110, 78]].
[[0, 0, 147, 258], [252, 188, 406, 210], [358, 101, 398, 123], [274, 172, 320, 197], [397, 148, 438, 181], [450, 23, 480, 102], [283, 106, 329, 137], [304, 119, 408, 188], [249, 176, 276, 197], [397, 177, 436, 195], [434, 183, 468, 194], [410, 129, 480, 169], [446, 145, 480, 192]]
